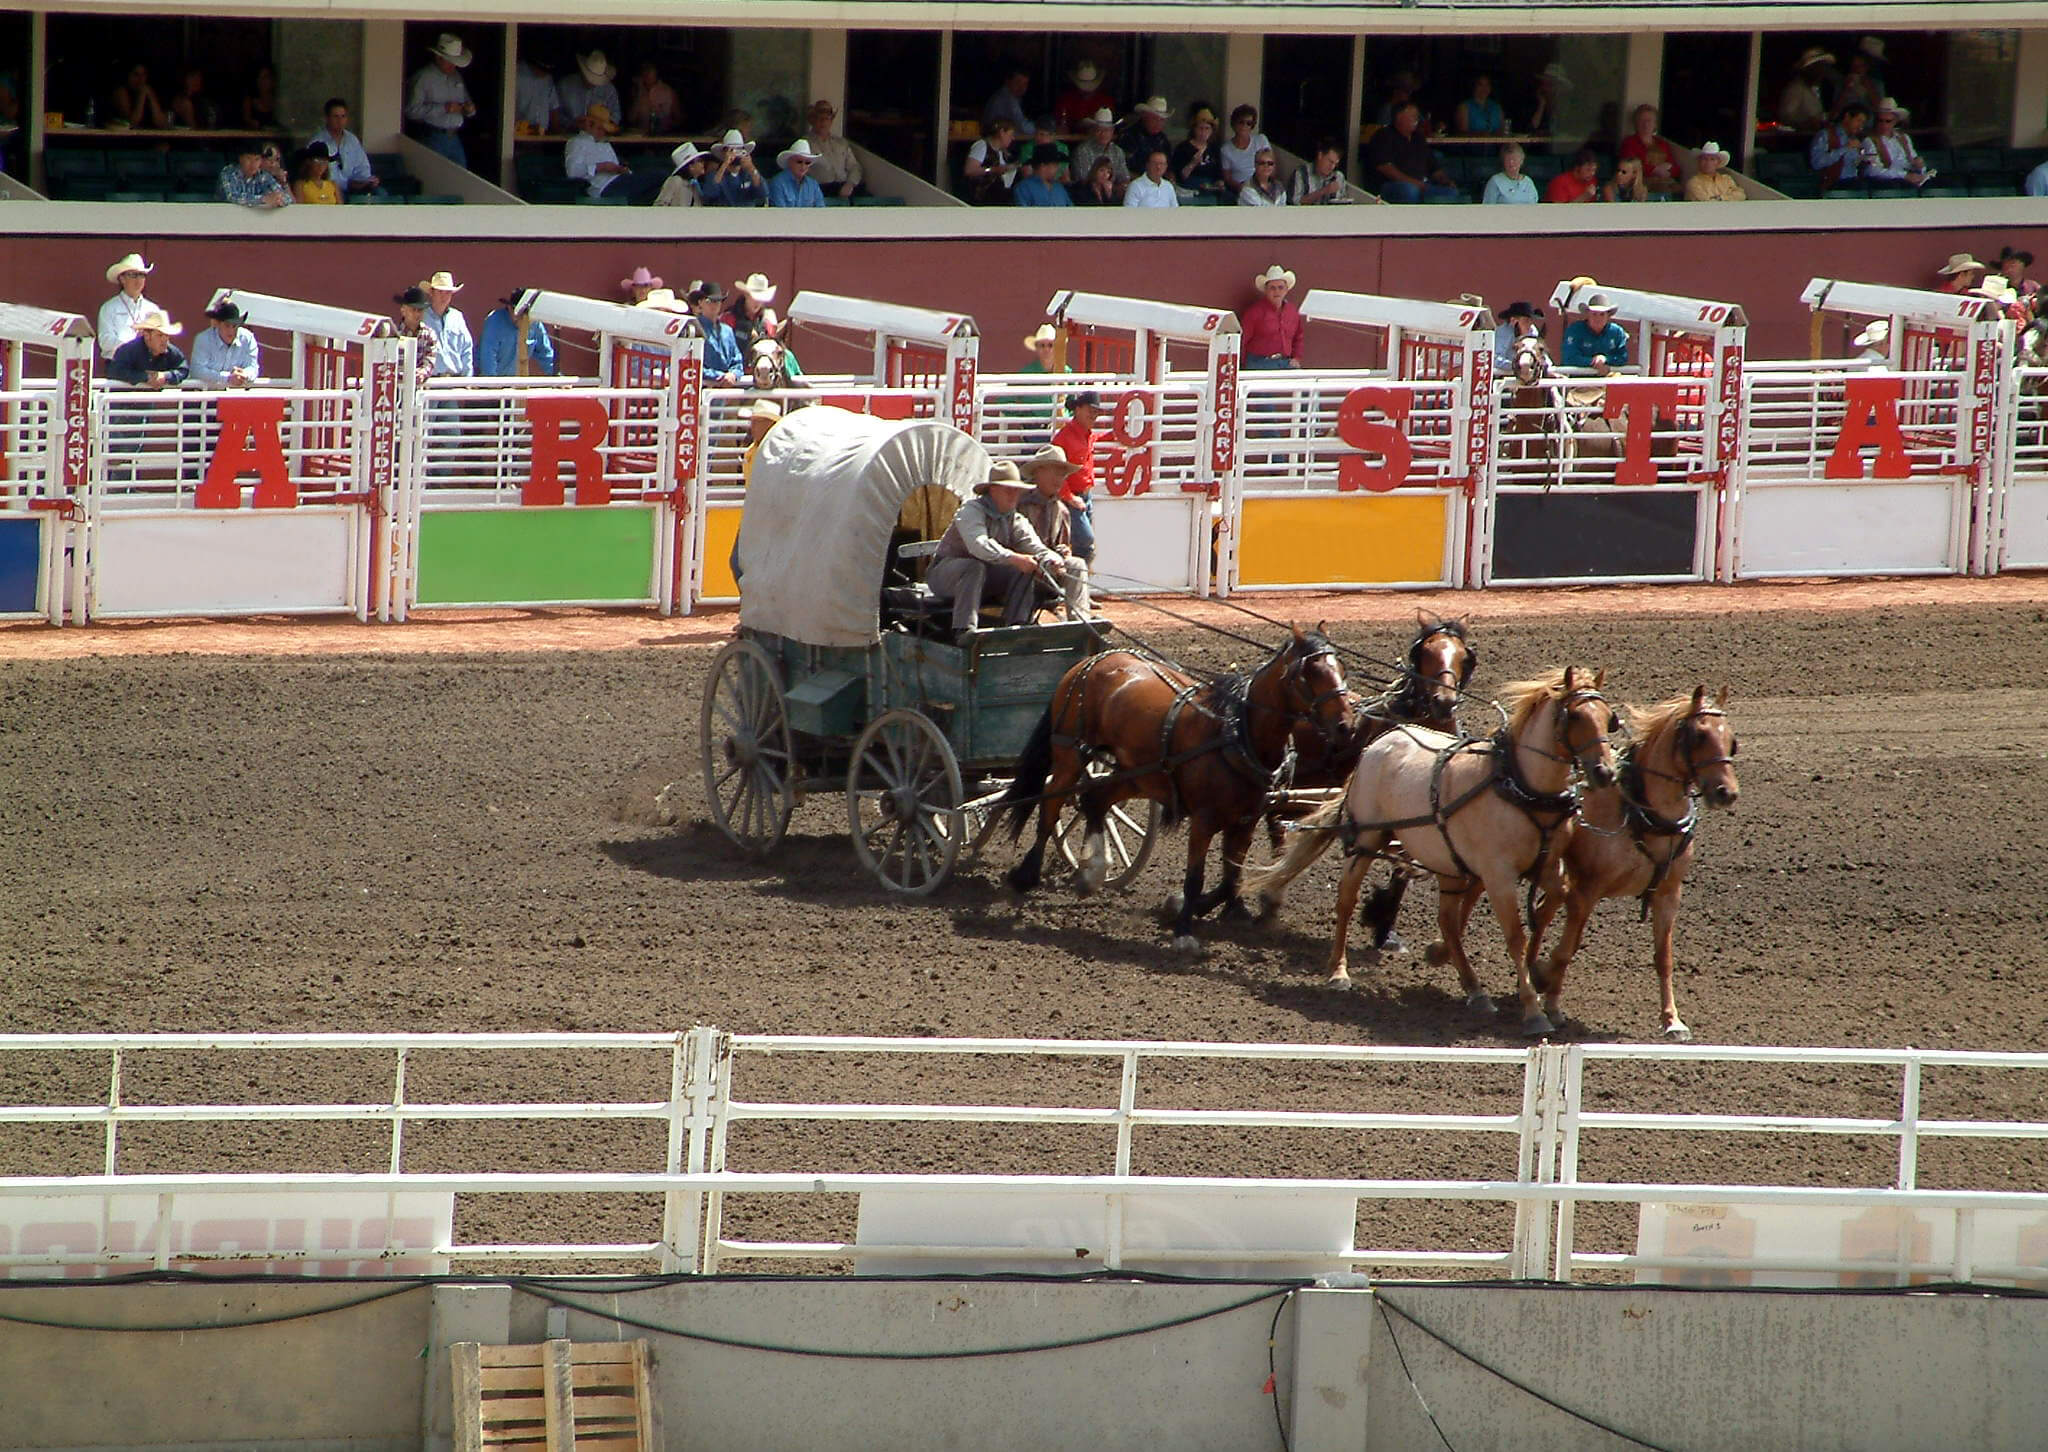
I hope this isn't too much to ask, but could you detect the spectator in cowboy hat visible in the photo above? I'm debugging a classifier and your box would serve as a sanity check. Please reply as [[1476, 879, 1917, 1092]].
[[189, 300, 260, 388], [1852, 319, 1891, 367], [1683, 142, 1745, 202], [1054, 59, 1114, 133], [566, 103, 666, 203], [701, 129, 766, 207], [1125, 96, 1175, 173], [767, 138, 827, 207], [558, 50, 621, 135], [479, 288, 557, 378], [1021, 119, 1071, 185], [392, 286, 440, 386], [405, 33, 476, 168], [291, 144, 342, 206], [626, 60, 680, 134], [1218, 103, 1269, 191], [1051, 390, 1105, 562], [1018, 443, 1091, 615], [620, 266, 664, 305], [1561, 290, 1630, 375], [928, 459, 1084, 638], [1936, 253, 1988, 294], [218, 139, 292, 209], [1070, 109, 1129, 200], [1776, 46, 1836, 132], [107, 308, 189, 389], [1242, 265, 1303, 369], [1019, 324, 1069, 377], [802, 100, 863, 198], [1998, 247, 2039, 299], [1862, 99, 1930, 189], [98, 252, 156, 361], [1528, 62, 1570, 134], [722, 274, 782, 355], [1493, 301, 1545, 371], [420, 269, 474, 377], [654, 142, 708, 207], [691, 282, 746, 384]]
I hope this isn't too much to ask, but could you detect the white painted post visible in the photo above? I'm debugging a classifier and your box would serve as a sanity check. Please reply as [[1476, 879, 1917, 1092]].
[[1552, 1046, 1585, 1281], [808, 30, 848, 120], [1897, 1055, 1922, 1190], [1739, 33, 1763, 174], [935, 31, 954, 192]]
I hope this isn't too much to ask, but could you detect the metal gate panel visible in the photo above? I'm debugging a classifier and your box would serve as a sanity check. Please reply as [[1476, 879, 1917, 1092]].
[[1090, 494, 1206, 594], [1736, 482, 1967, 577], [1489, 490, 1705, 583], [90, 509, 360, 617]]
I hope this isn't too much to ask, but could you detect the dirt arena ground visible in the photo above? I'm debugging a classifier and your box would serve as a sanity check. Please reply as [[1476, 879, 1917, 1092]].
[[3, 579, 2046, 1269]]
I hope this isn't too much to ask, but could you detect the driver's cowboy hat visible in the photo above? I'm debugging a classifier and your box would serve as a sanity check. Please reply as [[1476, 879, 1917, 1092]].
[[106, 253, 153, 284], [1253, 264, 1297, 293], [1025, 443, 1084, 477], [576, 50, 617, 85], [427, 33, 472, 67], [975, 459, 1029, 494]]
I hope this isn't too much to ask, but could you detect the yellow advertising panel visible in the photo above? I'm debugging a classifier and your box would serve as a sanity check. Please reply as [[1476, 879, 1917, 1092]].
[[700, 505, 743, 599], [1236, 493, 1450, 587]]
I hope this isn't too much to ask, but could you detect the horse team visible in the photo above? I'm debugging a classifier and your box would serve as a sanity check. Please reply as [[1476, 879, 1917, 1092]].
[[1001, 617, 1742, 1041]]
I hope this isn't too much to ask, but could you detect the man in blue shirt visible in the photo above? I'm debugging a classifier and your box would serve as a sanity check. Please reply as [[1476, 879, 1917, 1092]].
[[700, 130, 766, 207], [218, 142, 290, 209], [1559, 292, 1630, 374], [691, 283, 746, 383], [1492, 300, 1544, 373], [1014, 149, 1073, 207], [478, 289, 557, 377], [766, 139, 826, 208], [190, 300, 260, 386], [308, 98, 380, 197]]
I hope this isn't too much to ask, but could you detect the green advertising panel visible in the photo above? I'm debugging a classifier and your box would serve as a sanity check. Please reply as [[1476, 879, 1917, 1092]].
[[415, 507, 658, 606]]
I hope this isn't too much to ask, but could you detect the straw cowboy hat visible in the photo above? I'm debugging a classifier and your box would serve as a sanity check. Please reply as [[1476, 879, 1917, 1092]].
[[428, 33, 472, 67], [712, 129, 754, 155], [636, 287, 683, 311], [1025, 443, 1083, 477], [976, 459, 1028, 494], [424, 271, 463, 293], [582, 103, 619, 134], [1084, 108, 1117, 131], [1253, 265, 1297, 293], [1939, 253, 1987, 276], [1973, 277, 2018, 303], [1875, 97, 1910, 121], [1853, 319, 1891, 349], [1023, 323, 1058, 351], [1794, 47, 1835, 72], [669, 142, 706, 171], [134, 307, 181, 337], [745, 398, 784, 424], [620, 266, 663, 292], [1696, 140, 1731, 161], [1132, 97, 1172, 119], [106, 253, 153, 284], [776, 138, 820, 168], [734, 273, 777, 304], [1069, 60, 1104, 89], [577, 51, 617, 85]]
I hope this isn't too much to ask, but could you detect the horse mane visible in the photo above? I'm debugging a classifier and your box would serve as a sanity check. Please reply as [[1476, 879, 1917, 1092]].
[[1497, 668, 1591, 737], [1623, 692, 1704, 759]]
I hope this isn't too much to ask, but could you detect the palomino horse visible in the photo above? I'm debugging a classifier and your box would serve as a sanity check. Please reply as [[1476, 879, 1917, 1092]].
[[1524, 686, 1740, 1040], [1245, 668, 1620, 1035], [1002, 627, 1351, 946]]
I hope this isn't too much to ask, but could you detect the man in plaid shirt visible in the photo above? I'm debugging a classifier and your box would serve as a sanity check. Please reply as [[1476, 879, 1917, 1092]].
[[218, 141, 291, 209]]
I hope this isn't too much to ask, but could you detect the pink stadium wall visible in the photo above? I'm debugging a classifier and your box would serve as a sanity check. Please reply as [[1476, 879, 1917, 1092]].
[[3, 227, 2031, 368]]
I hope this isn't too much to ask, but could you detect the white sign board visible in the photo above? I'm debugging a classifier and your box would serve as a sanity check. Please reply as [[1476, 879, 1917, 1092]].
[[1637, 1201, 2048, 1289]]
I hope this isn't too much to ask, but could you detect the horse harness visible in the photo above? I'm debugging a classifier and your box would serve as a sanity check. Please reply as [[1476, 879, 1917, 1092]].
[[1612, 705, 1731, 918]]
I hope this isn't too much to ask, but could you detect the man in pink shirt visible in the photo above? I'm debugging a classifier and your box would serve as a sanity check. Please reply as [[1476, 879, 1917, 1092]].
[[1241, 264, 1304, 368], [1051, 390, 1104, 561]]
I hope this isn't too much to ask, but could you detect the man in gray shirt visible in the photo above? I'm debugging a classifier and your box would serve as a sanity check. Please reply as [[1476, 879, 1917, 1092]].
[[927, 459, 1086, 638]]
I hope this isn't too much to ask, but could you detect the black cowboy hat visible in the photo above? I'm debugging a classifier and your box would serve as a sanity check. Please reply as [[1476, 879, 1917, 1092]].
[[1067, 389, 1104, 411], [395, 285, 430, 308], [204, 300, 248, 324], [689, 281, 726, 304], [500, 287, 530, 308], [1500, 301, 1544, 321]]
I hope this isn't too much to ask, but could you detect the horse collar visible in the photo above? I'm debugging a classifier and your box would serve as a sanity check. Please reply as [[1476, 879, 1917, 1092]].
[[1490, 727, 1579, 819]]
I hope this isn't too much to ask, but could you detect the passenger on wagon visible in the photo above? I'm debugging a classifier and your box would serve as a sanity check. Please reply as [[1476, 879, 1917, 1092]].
[[1241, 265, 1304, 369], [189, 301, 260, 388], [927, 459, 1086, 639], [98, 252, 156, 361], [1019, 444, 1092, 617], [1561, 292, 1630, 375], [108, 309, 189, 388]]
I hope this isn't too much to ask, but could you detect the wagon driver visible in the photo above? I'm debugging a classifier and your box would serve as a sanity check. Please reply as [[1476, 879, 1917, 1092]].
[[927, 459, 1087, 640]]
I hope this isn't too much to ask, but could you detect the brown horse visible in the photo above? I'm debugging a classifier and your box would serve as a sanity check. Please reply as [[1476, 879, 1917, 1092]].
[[1001, 627, 1351, 946], [1246, 668, 1619, 1034], [1524, 686, 1740, 1039]]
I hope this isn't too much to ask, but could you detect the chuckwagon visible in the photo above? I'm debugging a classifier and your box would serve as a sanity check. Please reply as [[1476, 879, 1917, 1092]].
[[700, 404, 1161, 895]]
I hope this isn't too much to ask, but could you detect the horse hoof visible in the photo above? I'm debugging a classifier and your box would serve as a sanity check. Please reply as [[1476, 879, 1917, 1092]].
[[1424, 941, 1451, 967], [1381, 930, 1408, 956], [1073, 875, 1099, 900], [1465, 991, 1495, 1016], [1322, 975, 1353, 993], [1663, 1021, 1692, 1042], [1163, 892, 1186, 919], [1172, 934, 1202, 955], [1220, 898, 1252, 924], [1520, 1012, 1556, 1038]]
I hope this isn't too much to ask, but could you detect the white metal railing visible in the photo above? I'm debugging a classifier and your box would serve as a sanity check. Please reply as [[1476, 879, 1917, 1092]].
[[1493, 370, 1712, 492], [1237, 371, 1468, 494], [92, 384, 365, 508], [417, 379, 679, 503], [0, 388, 58, 501], [3, 1033, 2047, 1284], [1742, 364, 1967, 480]]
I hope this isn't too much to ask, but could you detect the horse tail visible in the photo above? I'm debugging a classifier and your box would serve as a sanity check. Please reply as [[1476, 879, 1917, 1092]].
[[1002, 708, 1056, 840], [1240, 795, 1346, 897]]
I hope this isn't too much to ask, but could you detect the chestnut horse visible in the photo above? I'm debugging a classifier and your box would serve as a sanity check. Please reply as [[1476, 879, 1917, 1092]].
[[1002, 627, 1351, 946], [1524, 686, 1740, 1039], [1245, 668, 1620, 1034]]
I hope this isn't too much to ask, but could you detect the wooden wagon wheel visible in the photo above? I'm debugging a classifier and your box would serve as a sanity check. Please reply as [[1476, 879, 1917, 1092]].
[[847, 710, 963, 896], [1056, 796, 1164, 892], [700, 639, 796, 856]]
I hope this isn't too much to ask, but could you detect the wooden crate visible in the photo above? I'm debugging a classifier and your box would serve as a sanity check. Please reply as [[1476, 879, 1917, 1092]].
[[451, 1339, 656, 1451]]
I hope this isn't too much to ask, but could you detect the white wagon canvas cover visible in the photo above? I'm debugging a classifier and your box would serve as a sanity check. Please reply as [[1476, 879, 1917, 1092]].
[[735, 405, 992, 647]]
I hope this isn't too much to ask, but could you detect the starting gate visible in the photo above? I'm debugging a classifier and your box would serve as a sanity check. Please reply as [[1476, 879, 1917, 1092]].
[[1227, 290, 1491, 592], [0, 303, 93, 625], [405, 291, 699, 617], [2000, 347, 2048, 572], [1480, 281, 1744, 587], [85, 289, 406, 622], [696, 291, 979, 603], [1736, 279, 2003, 580], [1026, 290, 1238, 597]]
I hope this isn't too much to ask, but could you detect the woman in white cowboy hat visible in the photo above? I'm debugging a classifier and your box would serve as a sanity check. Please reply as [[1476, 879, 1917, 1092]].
[[98, 252, 156, 361], [654, 142, 709, 207], [1241, 265, 1303, 369], [558, 51, 622, 135], [106, 308, 189, 389], [767, 138, 826, 208], [1055, 59, 1115, 133], [701, 130, 765, 207], [405, 33, 476, 167], [722, 274, 782, 355]]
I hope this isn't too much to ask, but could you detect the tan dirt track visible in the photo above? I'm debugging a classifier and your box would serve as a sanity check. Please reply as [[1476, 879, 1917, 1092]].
[[2, 578, 2046, 1272]]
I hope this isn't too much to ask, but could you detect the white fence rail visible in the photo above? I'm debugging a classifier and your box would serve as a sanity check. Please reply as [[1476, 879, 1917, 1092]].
[[3, 1032, 2046, 1285]]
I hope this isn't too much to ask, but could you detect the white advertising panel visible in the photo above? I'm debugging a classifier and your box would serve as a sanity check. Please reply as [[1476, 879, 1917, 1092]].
[[1998, 480, 2048, 569], [1090, 495, 1205, 595], [91, 510, 358, 617], [1737, 483, 1960, 577], [1637, 1201, 2048, 1289]]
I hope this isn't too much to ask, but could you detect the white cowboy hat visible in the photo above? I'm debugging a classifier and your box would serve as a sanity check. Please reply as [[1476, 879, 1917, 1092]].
[[1069, 60, 1103, 89], [424, 271, 463, 293], [1540, 62, 1573, 89], [105, 252, 153, 284], [134, 307, 182, 337], [577, 51, 617, 85], [734, 273, 777, 304], [1253, 264, 1297, 293], [1973, 277, 2018, 302], [975, 459, 1028, 494], [670, 142, 705, 170], [712, 129, 754, 155], [1025, 443, 1083, 476], [428, 33, 472, 67], [1875, 97, 1909, 120], [1023, 323, 1058, 350], [637, 287, 682, 311], [1695, 140, 1731, 161], [1084, 108, 1117, 130], [1581, 290, 1617, 312], [745, 398, 784, 424], [1132, 97, 1173, 119], [776, 138, 820, 168], [1794, 47, 1836, 71], [1852, 319, 1891, 349], [1939, 253, 1987, 275]]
